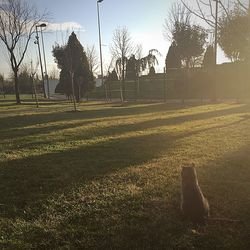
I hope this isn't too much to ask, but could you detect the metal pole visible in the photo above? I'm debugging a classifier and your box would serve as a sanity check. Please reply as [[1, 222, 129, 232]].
[[31, 61, 39, 108], [97, 0, 108, 101], [213, 0, 218, 101], [35, 26, 47, 98], [214, 0, 218, 66], [164, 67, 167, 103], [40, 27, 50, 99]]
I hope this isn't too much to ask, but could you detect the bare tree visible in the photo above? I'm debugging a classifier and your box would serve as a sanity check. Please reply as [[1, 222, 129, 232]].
[[164, 3, 191, 40], [180, 0, 233, 28], [135, 44, 143, 61], [164, 3, 207, 68], [105, 56, 115, 76], [237, 0, 249, 12], [30, 59, 39, 107], [141, 49, 162, 73], [110, 26, 134, 101], [48, 66, 59, 80], [86, 45, 99, 76], [0, 0, 46, 104]]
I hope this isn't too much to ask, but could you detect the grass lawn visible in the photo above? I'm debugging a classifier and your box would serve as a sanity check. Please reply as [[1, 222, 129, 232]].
[[0, 96, 250, 249]]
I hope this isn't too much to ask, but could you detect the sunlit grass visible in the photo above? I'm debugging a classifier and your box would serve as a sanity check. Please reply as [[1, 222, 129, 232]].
[[0, 97, 250, 249]]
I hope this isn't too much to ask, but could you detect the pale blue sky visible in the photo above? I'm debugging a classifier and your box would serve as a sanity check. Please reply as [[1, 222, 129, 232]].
[[0, 0, 230, 78]]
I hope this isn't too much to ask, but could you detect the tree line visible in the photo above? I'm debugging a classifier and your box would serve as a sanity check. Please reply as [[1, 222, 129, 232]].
[[0, 0, 249, 105]]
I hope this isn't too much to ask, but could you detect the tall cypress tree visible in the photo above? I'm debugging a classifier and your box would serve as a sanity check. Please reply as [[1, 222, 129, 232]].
[[165, 42, 182, 71], [53, 32, 94, 109], [203, 45, 215, 69]]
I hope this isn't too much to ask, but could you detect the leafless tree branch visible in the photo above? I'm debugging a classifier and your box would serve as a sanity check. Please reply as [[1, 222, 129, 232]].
[[0, 0, 48, 103], [181, 0, 216, 28], [237, 0, 248, 11], [110, 26, 134, 101], [164, 3, 192, 40], [86, 45, 99, 76]]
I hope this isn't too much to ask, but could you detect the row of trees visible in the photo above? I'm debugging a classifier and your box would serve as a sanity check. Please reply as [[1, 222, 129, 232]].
[[108, 27, 162, 101], [0, 0, 95, 108], [0, 0, 249, 104], [104, 0, 249, 103], [165, 1, 250, 71]]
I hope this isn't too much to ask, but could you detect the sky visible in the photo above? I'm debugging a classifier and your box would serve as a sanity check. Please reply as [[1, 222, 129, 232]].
[[0, 0, 237, 79]]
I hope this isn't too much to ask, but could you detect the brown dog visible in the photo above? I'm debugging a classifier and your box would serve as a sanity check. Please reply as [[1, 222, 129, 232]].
[[181, 165, 209, 224]]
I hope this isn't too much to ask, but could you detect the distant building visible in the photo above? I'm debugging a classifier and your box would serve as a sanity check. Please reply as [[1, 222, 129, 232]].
[[95, 75, 102, 87], [45, 79, 59, 96]]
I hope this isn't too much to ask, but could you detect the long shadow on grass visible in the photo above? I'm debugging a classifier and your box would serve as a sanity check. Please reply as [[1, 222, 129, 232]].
[[1, 115, 250, 249], [199, 143, 250, 219], [19, 144, 250, 249], [0, 102, 238, 131], [1, 111, 249, 221], [188, 143, 250, 250], [70, 143, 250, 250], [11, 114, 250, 153], [0, 132, 176, 219], [1, 103, 249, 142]]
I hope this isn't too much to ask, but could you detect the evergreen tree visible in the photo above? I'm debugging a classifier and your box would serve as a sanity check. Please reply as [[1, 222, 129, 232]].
[[18, 67, 32, 94], [107, 69, 118, 81], [171, 22, 207, 68], [52, 32, 94, 108], [126, 55, 137, 80], [140, 49, 161, 74], [203, 45, 215, 68], [148, 66, 156, 76], [218, 9, 250, 62], [165, 42, 182, 71]]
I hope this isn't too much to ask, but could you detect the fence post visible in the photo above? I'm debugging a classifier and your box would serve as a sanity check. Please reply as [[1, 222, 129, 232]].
[[164, 67, 167, 103], [134, 78, 137, 101]]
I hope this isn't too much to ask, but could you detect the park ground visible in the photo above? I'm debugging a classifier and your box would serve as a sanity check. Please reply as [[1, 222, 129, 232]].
[[0, 96, 250, 249]]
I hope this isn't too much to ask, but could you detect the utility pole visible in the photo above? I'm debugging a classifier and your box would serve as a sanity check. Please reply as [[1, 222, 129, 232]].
[[214, 0, 218, 66], [97, 0, 108, 102], [213, 0, 219, 101], [30, 60, 39, 108], [35, 25, 47, 98], [40, 25, 50, 99]]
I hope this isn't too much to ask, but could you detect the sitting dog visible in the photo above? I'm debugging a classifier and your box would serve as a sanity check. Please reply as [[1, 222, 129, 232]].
[[181, 165, 209, 224]]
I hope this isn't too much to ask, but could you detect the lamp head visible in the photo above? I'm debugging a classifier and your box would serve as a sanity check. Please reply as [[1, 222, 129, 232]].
[[97, 0, 103, 2], [37, 23, 47, 28]]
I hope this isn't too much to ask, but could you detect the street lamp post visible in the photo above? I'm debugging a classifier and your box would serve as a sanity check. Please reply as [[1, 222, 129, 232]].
[[35, 24, 47, 98], [97, 0, 108, 101], [39, 23, 50, 99], [212, 0, 219, 101], [214, 0, 218, 66]]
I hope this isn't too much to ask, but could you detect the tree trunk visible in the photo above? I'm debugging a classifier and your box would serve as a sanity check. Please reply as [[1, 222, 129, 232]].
[[2, 81, 5, 99], [14, 71, 21, 104], [78, 83, 81, 103], [122, 62, 126, 101], [86, 81, 89, 101], [70, 72, 77, 111], [31, 76, 39, 108], [120, 79, 124, 103]]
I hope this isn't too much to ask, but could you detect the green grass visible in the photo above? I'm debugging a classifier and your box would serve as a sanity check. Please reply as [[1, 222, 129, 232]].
[[0, 96, 250, 249]]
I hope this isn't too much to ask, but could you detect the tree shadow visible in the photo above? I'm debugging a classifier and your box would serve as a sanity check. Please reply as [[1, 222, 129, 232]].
[[1, 103, 248, 142], [0, 101, 227, 131], [199, 143, 250, 219], [1, 110, 249, 220], [0, 132, 176, 219], [1, 102, 250, 249]]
